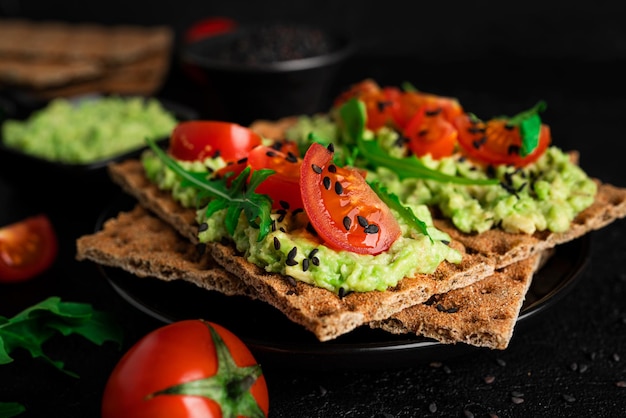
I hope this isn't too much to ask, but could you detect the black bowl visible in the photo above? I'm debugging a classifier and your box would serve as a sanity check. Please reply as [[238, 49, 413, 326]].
[[180, 22, 354, 126]]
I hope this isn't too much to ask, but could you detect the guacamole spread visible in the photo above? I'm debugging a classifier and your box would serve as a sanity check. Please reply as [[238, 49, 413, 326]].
[[142, 151, 461, 294], [285, 115, 597, 235], [2, 96, 178, 164]]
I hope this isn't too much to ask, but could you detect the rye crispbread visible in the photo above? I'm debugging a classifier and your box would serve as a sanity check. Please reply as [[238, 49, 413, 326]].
[[0, 19, 173, 95], [75, 200, 546, 349], [371, 251, 548, 349], [100, 159, 497, 341]]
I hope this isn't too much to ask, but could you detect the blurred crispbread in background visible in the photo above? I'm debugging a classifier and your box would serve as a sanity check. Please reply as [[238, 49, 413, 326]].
[[0, 19, 173, 98]]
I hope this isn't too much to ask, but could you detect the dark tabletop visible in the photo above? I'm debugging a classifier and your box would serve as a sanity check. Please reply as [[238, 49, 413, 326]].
[[1, 54, 626, 418]]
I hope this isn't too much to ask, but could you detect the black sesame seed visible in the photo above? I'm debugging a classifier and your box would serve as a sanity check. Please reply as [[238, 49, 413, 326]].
[[279, 200, 290, 210], [286, 258, 298, 266], [273, 237, 281, 250], [436, 304, 446, 312], [364, 224, 379, 234], [302, 258, 310, 272], [334, 181, 343, 195], [357, 215, 368, 227], [425, 107, 442, 117], [311, 256, 320, 266], [287, 246, 297, 260], [311, 164, 323, 174], [279, 227, 286, 232], [418, 129, 429, 137], [270, 141, 283, 150], [504, 123, 515, 130], [286, 152, 298, 163], [472, 136, 487, 149], [198, 222, 209, 232], [292, 208, 304, 216], [323, 176, 331, 190], [343, 216, 351, 231], [306, 222, 318, 236], [327, 143, 335, 153], [309, 248, 319, 259], [266, 150, 277, 157], [271, 220, 276, 231], [328, 164, 337, 173], [508, 144, 521, 155], [441, 239, 450, 245], [338, 287, 346, 298]]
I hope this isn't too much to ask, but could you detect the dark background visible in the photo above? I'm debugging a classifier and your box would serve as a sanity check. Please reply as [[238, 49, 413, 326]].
[[3, 0, 626, 62]]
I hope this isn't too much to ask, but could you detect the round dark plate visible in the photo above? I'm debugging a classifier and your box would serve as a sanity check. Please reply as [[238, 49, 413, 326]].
[[97, 195, 591, 370]]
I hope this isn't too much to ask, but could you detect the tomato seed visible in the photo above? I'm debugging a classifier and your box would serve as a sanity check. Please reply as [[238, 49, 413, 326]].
[[328, 164, 337, 173], [327, 143, 335, 153], [266, 150, 277, 157], [323, 176, 331, 190], [286, 152, 298, 163], [311, 164, 322, 174], [364, 224, 379, 234]]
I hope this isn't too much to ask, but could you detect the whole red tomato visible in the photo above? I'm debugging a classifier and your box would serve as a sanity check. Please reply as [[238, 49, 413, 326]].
[[102, 320, 268, 418], [0, 214, 57, 283]]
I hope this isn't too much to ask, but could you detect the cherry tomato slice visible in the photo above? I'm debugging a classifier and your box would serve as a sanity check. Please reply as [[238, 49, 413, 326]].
[[333, 79, 401, 131], [102, 320, 268, 418], [0, 214, 58, 283], [391, 90, 464, 129], [169, 121, 262, 162], [216, 145, 304, 211], [404, 106, 458, 159], [454, 113, 551, 167], [300, 143, 402, 255]]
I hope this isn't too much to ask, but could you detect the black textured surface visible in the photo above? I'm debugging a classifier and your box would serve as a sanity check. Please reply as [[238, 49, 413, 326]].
[[1, 54, 626, 417]]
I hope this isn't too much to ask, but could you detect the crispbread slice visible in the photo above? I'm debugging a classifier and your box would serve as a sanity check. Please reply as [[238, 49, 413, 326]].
[[75, 204, 257, 299], [433, 181, 626, 269], [75, 201, 544, 348], [104, 159, 496, 341], [371, 251, 548, 349]]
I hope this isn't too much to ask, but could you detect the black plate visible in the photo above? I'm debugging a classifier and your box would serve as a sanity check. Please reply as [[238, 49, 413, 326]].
[[0, 94, 198, 185], [97, 195, 591, 370]]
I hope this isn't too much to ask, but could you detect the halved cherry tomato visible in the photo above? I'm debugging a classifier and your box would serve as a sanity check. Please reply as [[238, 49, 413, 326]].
[[391, 89, 464, 129], [0, 214, 58, 283], [217, 145, 304, 210], [404, 105, 458, 159], [454, 113, 551, 167], [169, 121, 262, 162], [300, 143, 402, 255], [333, 79, 401, 131], [102, 319, 268, 418]]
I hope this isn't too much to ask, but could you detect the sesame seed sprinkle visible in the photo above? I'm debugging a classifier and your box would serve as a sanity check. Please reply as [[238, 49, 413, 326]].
[[327, 143, 335, 153], [334, 181, 343, 195], [302, 258, 310, 272], [198, 222, 209, 232], [323, 176, 331, 190], [273, 237, 281, 250]]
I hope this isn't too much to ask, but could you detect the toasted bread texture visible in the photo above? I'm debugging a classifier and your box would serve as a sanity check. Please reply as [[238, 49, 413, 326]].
[[76, 201, 546, 349], [102, 159, 497, 341], [371, 251, 548, 349]]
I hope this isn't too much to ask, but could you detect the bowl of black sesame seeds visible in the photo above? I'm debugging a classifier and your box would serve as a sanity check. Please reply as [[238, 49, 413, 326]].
[[180, 21, 354, 126]]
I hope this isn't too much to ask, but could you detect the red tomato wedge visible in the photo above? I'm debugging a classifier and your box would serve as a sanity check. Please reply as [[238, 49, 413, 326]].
[[102, 320, 268, 418], [169, 121, 262, 162], [404, 106, 458, 159], [391, 89, 464, 129], [0, 214, 58, 283], [217, 145, 304, 210], [454, 113, 551, 167], [300, 143, 402, 255], [333, 79, 401, 131]]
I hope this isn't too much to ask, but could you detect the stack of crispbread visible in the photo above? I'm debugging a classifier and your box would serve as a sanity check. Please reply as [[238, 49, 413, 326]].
[[75, 120, 626, 349], [0, 19, 173, 97]]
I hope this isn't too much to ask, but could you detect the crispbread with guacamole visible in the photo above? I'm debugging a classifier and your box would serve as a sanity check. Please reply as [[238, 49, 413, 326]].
[[76, 200, 545, 349], [94, 158, 496, 342]]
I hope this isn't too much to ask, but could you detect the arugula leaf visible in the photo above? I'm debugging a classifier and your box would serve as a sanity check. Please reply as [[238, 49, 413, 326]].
[[0, 402, 25, 418], [369, 181, 432, 241], [146, 138, 275, 241], [0, 297, 122, 378], [338, 99, 499, 185], [502, 100, 547, 157]]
